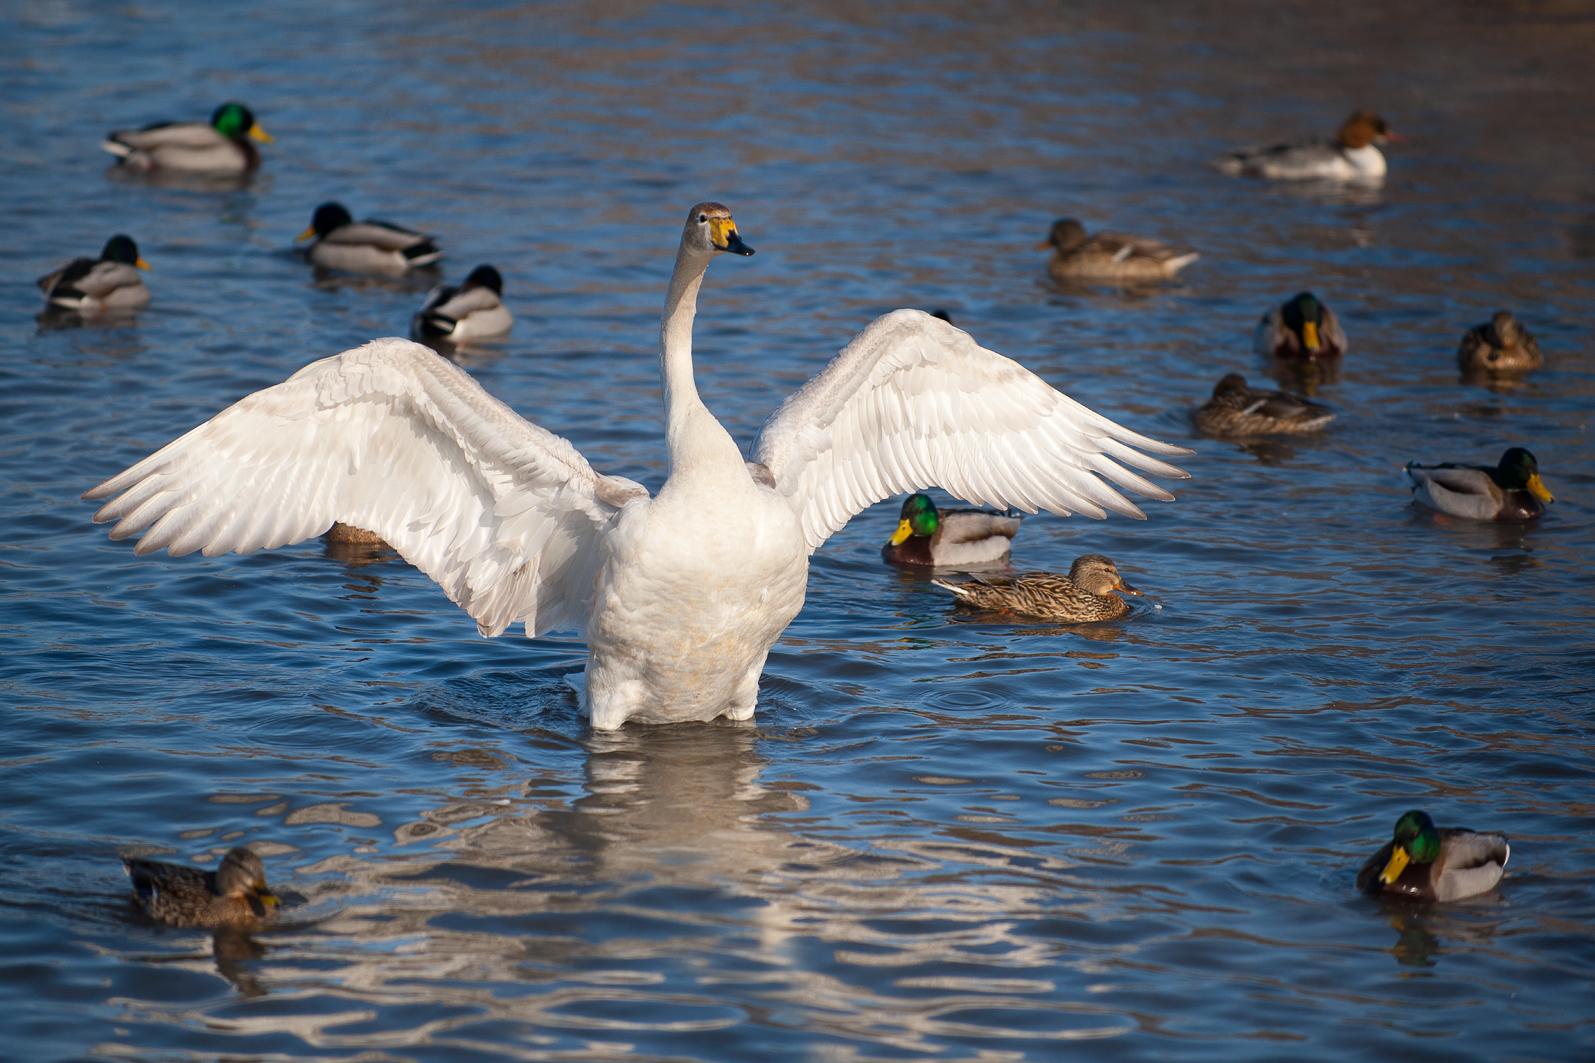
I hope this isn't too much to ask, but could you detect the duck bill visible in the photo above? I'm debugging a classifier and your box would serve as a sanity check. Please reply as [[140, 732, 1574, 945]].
[[1526, 473, 1554, 504], [889, 520, 913, 546], [135, 257, 151, 270], [1117, 579, 1141, 597], [295, 225, 317, 242], [1302, 321, 1321, 351], [1378, 844, 1410, 885], [258, 890, 280, 908], [249, 123, 275, 144], [1035, 239, 1055, 251]]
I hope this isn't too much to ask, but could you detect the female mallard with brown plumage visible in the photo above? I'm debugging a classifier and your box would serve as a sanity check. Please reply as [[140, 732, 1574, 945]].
[[1457, 310, 1543, 375], [1405, 447, 1554, 522], [124, 846, 279, 928], [1356, 810, 1509, 902], [882, 493, 1021, 567], [1194, 373, 1334, 437], [1038, 218, 1198, 283], [1254, 292, 1347, 360], [932, 554, 1138, 623]]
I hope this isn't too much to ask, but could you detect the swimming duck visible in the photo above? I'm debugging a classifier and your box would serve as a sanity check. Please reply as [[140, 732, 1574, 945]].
[[412, 265, 513, 344], [37, 235, 150, 314], [882, 493, 1021, 567], [124, 846, 280, 928], [1193, 373, 1334, 437], [102, 102, 272, 175], [297, 202, 442, 275], [1039, 219, 1198, 283], [932, 555, 1139, 623], [1457, 311, 1543, 375], [84, 202, 1188, 730], [1405, 447, 1554, 522], [1355, 810, 1509, 902], [1217, 109, 1395, 181], [1254, 292, 1346, 360]]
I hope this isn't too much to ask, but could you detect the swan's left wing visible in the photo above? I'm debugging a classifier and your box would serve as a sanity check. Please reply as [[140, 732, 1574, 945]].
[[752, 310, 1190, 552]]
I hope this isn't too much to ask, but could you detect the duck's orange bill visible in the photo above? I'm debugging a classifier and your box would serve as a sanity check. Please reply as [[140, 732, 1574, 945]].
[[135, 257, 151, 270], [1527, 473, 1554, 504], [1302, 321, 1321, 350], [249, 123, 274, 144], [1379, 844, 1410, 885], [295, 226, 317, 242], [889, 520, 913, 546]]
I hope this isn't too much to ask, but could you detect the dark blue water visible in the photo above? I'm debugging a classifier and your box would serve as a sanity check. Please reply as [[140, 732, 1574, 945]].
[[4, 2, 1594, 1059]]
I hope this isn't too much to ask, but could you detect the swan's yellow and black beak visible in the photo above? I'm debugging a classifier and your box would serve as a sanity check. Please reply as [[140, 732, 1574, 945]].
[[1378, 844, 1410, 885], [1527, 473, 1554, 504], [710, 217, 754, 256], [249, 122, 274, 144], [889, 519, 914, 546]]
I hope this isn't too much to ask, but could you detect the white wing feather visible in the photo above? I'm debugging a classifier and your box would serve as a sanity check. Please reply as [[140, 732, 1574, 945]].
[[83, 337, 647, 638], [753, 310, 1190, 552]]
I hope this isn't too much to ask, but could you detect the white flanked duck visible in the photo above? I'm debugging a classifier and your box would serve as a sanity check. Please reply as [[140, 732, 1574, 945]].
[[37, 235, 150, 314], [1038, 219, 1198, 283], [882, 493, 1021, 568], [1218, 109, 1396, 182], [1405, 447, 1554, 522], [1356, 810, 1509, 902], [1254, 292, 1347, 360], [83, 203, 1189, 731], [412, 265, 512, 344], [297, 202, 442, 275], [103, 102, 272, 175]]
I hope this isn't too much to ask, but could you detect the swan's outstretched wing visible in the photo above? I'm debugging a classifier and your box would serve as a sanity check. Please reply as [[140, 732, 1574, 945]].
[[84, 337, 647, 638], [752, 310, 1190, 552]]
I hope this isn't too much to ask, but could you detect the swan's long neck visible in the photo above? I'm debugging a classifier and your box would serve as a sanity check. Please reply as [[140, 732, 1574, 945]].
[[660, 245, 744, 480]]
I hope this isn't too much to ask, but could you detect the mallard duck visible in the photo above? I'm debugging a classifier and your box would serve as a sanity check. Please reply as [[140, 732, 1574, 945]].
[[37, 235, 150, 314], [124, 846, 279, 928], [1355, 810, 1509, 902], [296, 202, 442, 275], [1217, 109, 1396, 181], [1405, 446, 1554, 522], [324, 522, 389, 546], [84, 202, 1189, 730], [1039, 219, 1198, 283], [882, 493, 1021, 567], [1254, 292, 1346, 360], [932, 555, 1139, 623], [412, 265, 512, 343], [1194, 373, 1334, 437], [102, 102, 272, 175], [1457, 310, 1543, 375]]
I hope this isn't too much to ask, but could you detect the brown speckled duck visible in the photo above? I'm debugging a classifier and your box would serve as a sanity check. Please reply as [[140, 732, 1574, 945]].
[[1356, 810, 1509, 902], [1194, 373, 1334, 437], [1039, 219, 1198, 283], [932, 554, 1138, 623], [1457, 311, 1543, 375], [1254, 291, 1347, 360], [1405, 447, 1554, 522], [124, 846, 279, 929], [883, 493, 1021, 567]]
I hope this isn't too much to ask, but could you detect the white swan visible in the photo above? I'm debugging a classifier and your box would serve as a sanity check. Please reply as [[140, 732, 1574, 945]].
[[84, 202, 1190, 730]]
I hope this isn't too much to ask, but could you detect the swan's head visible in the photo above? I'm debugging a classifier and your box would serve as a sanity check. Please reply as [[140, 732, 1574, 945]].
[[683, 202, 754, 258]]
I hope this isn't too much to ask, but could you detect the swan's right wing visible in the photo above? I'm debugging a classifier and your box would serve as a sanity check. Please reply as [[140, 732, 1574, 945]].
[[84, 337, 647, 638]]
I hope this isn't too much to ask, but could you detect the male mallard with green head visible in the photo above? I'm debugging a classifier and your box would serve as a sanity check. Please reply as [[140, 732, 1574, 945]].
[[882, 493, 1021, 567], [103, 102, 272, 175], [124, 846, 280, 929], [1194, 373, 1334, 437], [1356, 810, 1509, 902], [932, 554, 1139, 623], [296, 202, 443, 276], [37, 235, 150, 314], [1405, 446, 1554, 522], [1255, 292, 1346, 360]]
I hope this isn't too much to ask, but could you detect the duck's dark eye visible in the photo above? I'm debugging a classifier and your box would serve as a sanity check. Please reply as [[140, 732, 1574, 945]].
[[697, 213, 707, 223]]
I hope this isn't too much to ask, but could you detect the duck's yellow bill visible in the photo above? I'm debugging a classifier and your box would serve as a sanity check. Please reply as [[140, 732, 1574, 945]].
[[249, 123, 274, 144], [259, 891, 281, 907], [889, 520, 913, 546], [1379, 844, 1410, 885], [1527, 473, 1554, 503], [135, 257, 151, 270], [295, 225, 317, 242], [1302, 320, 1321, 350]]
